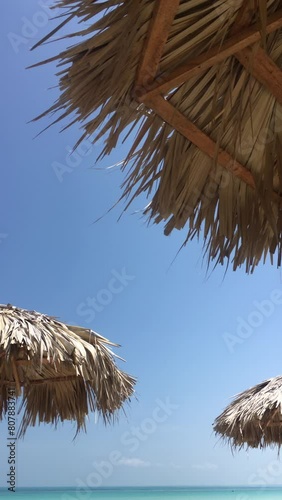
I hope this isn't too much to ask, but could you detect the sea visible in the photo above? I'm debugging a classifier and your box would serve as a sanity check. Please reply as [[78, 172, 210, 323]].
[[0, 487, 281, 500]]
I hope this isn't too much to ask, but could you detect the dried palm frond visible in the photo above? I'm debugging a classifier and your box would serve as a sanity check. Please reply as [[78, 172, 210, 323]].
[[0, 304, 136, 437], [33, 0, 282, 272], [213, 376, 282, 450]]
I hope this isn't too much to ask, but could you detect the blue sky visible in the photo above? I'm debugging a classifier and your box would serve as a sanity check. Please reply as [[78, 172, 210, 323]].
[[1, 0, 282, 489]]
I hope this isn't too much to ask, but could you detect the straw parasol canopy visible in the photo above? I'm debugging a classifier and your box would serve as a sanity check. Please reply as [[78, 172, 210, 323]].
[[33, 0, 282, 273], [213, 376, 282, 450], [0, 304, 136, 437]]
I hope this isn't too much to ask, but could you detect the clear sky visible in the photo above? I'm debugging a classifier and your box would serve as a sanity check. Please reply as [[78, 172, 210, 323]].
[[1, 0, 282, 490]]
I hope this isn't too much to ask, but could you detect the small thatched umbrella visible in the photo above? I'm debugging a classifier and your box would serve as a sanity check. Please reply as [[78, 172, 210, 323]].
[[213, 376, 282, 450], [0, 304, 136, 437], [32, 0, 282, 273]]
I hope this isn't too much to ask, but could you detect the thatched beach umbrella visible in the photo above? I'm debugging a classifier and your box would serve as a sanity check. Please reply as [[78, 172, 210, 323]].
[[213, 376, 282, 450], [0, 304, 136, 437], [33, 0, 282, 273]]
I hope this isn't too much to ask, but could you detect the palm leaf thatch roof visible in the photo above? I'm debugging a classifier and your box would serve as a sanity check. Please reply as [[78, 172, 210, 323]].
[[213, 376, 282, 450], [0, 304, 136, 437], [33, 0, 282, 273]]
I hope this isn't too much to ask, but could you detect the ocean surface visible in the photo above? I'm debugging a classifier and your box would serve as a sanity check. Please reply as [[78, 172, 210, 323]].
[[0, 487, 281, 500]]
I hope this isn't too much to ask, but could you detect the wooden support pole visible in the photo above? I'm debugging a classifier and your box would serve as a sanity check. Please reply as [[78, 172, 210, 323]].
[[11, 358, 21, 396]]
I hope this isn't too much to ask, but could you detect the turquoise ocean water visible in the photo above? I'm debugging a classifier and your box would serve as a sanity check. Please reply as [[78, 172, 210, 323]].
[[0, 487, 281, 500]]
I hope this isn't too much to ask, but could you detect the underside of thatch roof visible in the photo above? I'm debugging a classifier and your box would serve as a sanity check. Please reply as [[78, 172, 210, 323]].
[[213, 376, 282, 450], [34, 0, 282, 272], [0, 304, 136, 436]]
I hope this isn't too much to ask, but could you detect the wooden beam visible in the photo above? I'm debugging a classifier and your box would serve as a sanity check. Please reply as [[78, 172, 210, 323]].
[[134, 0, 180, 93], [236, 47, 282, 104], [231, 1, 256, 31], [139, 8, 282, 100], [231, 2, 282, 104], [29, 375, 80, 385], [2, 375, 80, 386], [143, 95, 256, 188], [16, 358, 55, 366]]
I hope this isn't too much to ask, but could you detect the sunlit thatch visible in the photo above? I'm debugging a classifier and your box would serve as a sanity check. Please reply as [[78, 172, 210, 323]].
[[0, 304, 136, 437], [33, 0, 282, 272], [213, 376, 282, 450]]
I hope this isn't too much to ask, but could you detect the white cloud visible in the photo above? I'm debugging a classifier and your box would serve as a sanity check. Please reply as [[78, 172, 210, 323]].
[[117, 457, 151, 468], [192, 462, 218, 470]]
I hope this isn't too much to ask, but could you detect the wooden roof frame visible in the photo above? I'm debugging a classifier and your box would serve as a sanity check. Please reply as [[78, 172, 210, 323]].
[[133, 1, 282, 196]]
